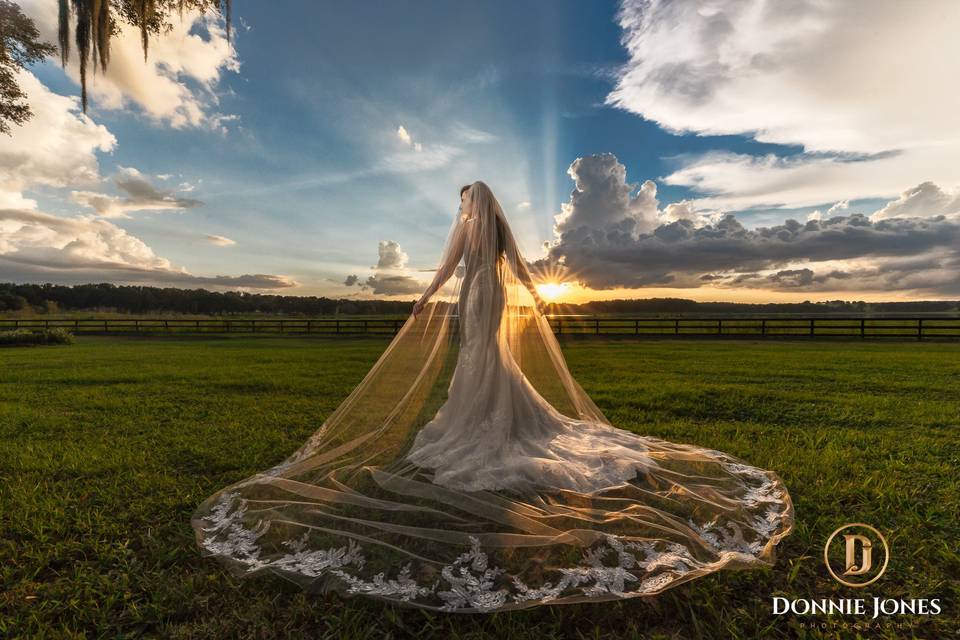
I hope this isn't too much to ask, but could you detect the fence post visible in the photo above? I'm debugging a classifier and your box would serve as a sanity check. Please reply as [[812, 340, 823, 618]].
[[635, 319, 639, 335], [761, 318, 766, 337], [809, 318, 814, 336], [336, 319, 340, 335], [595, 318, 600, 335], [860, 318, 865, 339], [918, 318, 923, 341], [675, 319, 679, 335]]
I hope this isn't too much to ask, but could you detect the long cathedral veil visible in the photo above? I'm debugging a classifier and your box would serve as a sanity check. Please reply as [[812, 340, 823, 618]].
[[191, 181, 794, 613]]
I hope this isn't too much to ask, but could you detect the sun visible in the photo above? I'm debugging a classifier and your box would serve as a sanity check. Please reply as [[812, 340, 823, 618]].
[[536, 281, 570, 301]]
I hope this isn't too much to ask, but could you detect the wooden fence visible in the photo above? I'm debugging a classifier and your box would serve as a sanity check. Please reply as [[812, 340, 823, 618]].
[[3, 317, 960, 340]]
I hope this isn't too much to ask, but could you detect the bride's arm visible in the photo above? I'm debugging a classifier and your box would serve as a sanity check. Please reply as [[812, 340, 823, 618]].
[[415, 220, 467, 308]]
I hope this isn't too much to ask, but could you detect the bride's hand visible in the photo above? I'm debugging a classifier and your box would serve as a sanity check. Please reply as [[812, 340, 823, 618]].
[[535, 298, 549, 315], [412, 296, 427, 318]]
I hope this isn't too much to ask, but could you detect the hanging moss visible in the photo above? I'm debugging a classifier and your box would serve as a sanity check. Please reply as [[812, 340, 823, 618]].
[[56, 0, 232, 113]]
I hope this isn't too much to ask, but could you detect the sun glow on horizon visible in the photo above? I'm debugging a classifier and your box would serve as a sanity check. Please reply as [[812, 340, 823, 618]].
[[536, 281, 570, 301]]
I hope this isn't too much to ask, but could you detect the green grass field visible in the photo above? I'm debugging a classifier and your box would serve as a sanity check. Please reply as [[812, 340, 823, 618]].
[[2, 336, 958, 639]]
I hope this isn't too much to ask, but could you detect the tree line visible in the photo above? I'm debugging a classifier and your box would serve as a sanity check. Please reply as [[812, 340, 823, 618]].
[[2, 282, 958, 317]]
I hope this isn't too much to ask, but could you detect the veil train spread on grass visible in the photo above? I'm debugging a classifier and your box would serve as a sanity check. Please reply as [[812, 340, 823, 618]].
[[191, 181, 794, 613]]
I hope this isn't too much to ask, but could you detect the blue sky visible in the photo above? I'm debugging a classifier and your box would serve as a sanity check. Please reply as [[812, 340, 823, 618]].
[[4, 0, 960, 302]]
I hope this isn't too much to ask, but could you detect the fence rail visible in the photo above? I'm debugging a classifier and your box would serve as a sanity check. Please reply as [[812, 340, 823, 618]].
[[3, 317, 960, 340]]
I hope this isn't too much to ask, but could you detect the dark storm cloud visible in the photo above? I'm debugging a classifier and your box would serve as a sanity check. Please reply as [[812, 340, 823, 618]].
[[538, 153, 960, 295], [543, 210, 960, 292]]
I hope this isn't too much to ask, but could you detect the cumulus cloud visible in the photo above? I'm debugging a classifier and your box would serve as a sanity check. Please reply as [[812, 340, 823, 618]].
[[606, 0, 960, 210], [20, 0, 239, 130], [553, 153, 661, 239], [551, 154, 716, 243], [344, 239, 426, 296], [870, 182, 960, 222], [0, 71, 115, 206], [374, 240, 408, 270], [539, 153, 960, 296], [0, 207, 296, 289], [70, 167, 203, 218]]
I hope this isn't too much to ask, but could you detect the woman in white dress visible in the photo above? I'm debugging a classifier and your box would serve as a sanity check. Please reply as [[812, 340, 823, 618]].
[[191, 181, 794, 613]]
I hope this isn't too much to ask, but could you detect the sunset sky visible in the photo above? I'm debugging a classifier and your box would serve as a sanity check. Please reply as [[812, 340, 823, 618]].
[[3, 0, 959, 303]]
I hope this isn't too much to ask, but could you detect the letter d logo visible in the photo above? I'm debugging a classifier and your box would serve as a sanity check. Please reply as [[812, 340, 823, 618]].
[[824, 523, 889, 587]]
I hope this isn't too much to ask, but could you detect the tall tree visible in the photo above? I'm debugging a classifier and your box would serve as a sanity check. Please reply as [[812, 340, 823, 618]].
[[0, 0, 57, 135], [57, 0, 232, 112]]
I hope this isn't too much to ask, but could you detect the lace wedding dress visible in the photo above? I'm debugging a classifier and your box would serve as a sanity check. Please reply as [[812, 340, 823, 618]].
[[405, 230, 657, 495], [191, 181, 794, 613]]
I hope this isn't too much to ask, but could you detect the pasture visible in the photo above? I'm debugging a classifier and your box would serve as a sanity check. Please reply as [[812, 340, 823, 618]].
[[1, 335, 957, 638]]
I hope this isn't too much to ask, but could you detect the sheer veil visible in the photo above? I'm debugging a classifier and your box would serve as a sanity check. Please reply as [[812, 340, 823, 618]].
[[191, 181, 794, 613]]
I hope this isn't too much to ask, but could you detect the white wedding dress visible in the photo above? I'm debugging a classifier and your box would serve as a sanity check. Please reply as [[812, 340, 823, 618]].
[[405, 250, 655, 495], [191, 181, 794, 614]]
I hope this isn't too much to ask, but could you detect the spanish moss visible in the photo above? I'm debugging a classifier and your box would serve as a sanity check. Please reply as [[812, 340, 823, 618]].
[[56, 0, 232, 113]]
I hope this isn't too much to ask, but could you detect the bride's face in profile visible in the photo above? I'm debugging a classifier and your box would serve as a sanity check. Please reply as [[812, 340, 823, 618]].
[[460, 188, 475, 220]]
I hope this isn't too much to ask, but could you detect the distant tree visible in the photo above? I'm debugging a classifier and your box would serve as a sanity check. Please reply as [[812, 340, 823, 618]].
[[57, 0, 232, 112], [0, 0, 57, 135]]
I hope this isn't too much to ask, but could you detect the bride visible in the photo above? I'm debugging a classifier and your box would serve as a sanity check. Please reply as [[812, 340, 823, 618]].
[[191, 181, 794, 613]]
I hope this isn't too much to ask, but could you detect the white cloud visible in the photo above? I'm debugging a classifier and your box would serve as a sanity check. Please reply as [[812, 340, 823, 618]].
[[0, 207, 295, 289], [0, 70, 115, 205], [870, 181, 960, 222], [607, 0, 960, 211], [552, 153, 670, 239], [205, 234, 236, 246], [375, 240, 408, 270], [396, 124, 423, 152], [20, 0, 239, 130]]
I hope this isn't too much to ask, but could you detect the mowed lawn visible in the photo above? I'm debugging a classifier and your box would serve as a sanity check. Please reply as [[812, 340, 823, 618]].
[[1, 335, 958, 639]]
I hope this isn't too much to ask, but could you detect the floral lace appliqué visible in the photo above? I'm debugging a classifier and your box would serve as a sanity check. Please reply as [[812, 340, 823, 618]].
[[197, 488, 789, 612]]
